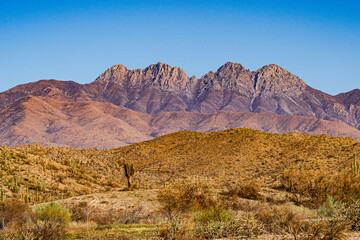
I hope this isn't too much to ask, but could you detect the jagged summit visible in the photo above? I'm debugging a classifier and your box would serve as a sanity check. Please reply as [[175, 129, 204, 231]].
[[95, 62, 305, 93], [257, 63, 283, 71], [254, 64, 306, 95], [145, 62, 184, 71], [217, 62, 246, 70]]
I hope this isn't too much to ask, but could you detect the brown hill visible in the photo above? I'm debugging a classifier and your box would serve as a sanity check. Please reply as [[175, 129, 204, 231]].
[[1, 96, 360, 148], [1, 128, 359, 203]]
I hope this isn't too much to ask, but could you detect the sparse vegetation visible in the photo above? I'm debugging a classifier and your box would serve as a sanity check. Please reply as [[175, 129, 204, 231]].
[[281, 167, 360, 207], [1, 129, 360, 238]]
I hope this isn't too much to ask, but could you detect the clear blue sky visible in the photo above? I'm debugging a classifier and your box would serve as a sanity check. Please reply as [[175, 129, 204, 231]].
[[1, 0, 359, 95]]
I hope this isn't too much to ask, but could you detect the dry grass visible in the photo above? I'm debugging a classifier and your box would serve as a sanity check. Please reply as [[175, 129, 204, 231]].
[[1, 128, 360, 238], [224, 181, 262, 200], [1, 128, 359, 204], [281, 168, 360, 207]]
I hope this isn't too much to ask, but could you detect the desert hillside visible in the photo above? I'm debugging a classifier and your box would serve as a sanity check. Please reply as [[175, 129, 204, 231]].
[[1, 128, 358, 202]]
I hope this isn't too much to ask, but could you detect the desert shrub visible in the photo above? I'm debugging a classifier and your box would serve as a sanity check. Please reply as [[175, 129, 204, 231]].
[[157, 214, 195, 240], [33, 202, 71, 240], [281, 168, 360, 207], [250, 201, 346, 239], [35, 202, 70, 225], [68, 203, 146, 227], [255, 203, 298, 234], [341, 200, 360, 230], [68, 201, 88, 222], [225, 181, 261, 200], [318, 196, 338, 218], [285, 219, 347, 240], [157, 182, 220, 239], [91, 207, 144, 226], [253, 202, 316, 234], [83, 231, 131, 240], [0, 199, 35, 230], [194, 206, 233, 223], [0, 231, 38, 240], [158, 222, 192, 240], [195, 211, 263, 239], [158, 181, 218, 215], [330, 198, 360, 231], [0, 232, 19, 240]]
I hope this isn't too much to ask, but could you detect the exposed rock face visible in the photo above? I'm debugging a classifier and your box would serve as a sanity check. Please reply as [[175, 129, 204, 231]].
[[92, 63, 196, 113], [91, 62, 360, 130], [0, 62, 360, 148]]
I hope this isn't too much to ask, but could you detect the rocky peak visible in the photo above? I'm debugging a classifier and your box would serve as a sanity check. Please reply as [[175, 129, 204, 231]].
[[205, 62, 253, 93], [94, 62, 193, 91], [217, 62, 246, 72], [254, 64, 306, 96], [143, 62, 188, 81], [94, 64, 131, 83], [136, 63, 191, 95]]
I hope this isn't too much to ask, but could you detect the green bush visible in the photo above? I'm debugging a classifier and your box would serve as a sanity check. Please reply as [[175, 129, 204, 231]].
[[318, 196, 338, 218], [35, 202, 70, 226], [33, 202, 71, 240], [194, 206, 233, 223], [331, 199, 360, 231]]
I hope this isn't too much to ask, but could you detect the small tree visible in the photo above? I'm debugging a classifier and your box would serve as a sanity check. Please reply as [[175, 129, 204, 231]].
[[124, 160, 135, 190]]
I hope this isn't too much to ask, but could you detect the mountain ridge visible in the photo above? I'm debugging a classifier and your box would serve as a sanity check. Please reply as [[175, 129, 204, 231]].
[[1, 62, 360, 148], [0, 95, 359, 148]]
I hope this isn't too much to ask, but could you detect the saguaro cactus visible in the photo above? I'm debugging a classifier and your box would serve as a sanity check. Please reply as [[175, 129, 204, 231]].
[[0, 182, 5, 202], [11, 176, 18, 192], [352, 153, 360, 175], [124, 160, 135, 189]]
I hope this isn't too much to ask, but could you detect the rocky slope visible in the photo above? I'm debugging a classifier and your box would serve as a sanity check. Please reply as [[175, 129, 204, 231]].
[[0, 62, 360, 147], [1, 96, 360, 148]]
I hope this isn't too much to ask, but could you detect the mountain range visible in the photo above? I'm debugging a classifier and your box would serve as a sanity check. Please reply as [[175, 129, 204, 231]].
[[1, 62, 360, 148]]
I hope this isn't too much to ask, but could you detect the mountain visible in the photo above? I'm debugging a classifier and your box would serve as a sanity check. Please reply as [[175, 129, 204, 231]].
[[90, 62, 360, 129], [0, 62, 360, 148], [1, 96, 360, 148]]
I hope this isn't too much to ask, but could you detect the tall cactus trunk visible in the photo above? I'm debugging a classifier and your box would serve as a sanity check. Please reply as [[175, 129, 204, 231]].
[[352, 153, 360, 175], [0, 182, 4, 202], [124, 160, 135, 190], [127, 177, 133, 189]]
